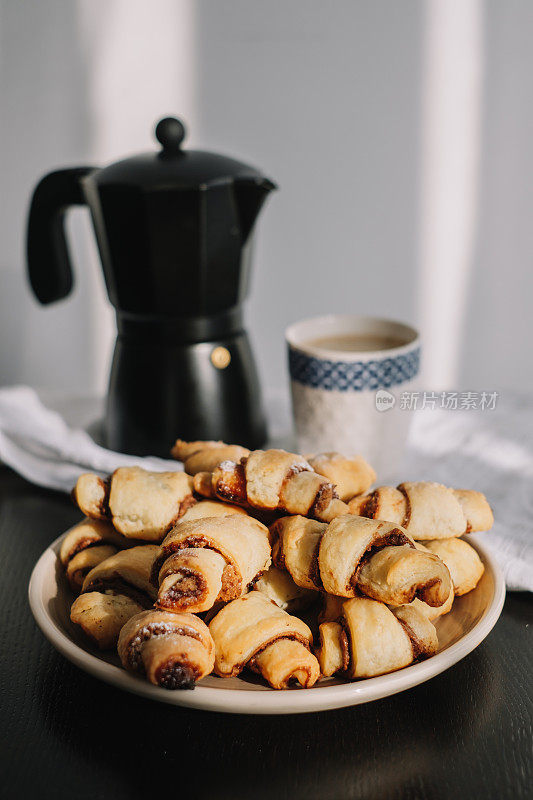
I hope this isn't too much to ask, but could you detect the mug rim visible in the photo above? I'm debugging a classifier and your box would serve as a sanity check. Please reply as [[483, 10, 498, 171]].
[[285, 314, 419, 362]]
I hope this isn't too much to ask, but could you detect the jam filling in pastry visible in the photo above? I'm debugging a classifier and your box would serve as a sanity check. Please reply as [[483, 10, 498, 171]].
[[422, 537, 485, 595], [72, 466, 195, 541], [316, 597, 438, 679], [118, 609, 215, 689], [193, 448, 349, 522], [209, 592, 320, 689], [306, 452, 376, 502], [153, 515, 271, 614], [254, 565, 317, 613], [81, 545, 159, 602], [70, 545, 159, 649], [348, 481, 493, 539], [319, 578, 454, 626], [59, 518, 133, 593], [171, 439, 251, 476], [272, 514, 452, 607]]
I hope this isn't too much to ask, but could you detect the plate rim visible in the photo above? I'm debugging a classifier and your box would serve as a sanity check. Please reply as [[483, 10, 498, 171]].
[[28, 530, 506, 715]]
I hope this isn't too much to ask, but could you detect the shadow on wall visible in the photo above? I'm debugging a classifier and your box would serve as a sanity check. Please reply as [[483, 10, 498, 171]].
[[0, 0, 104, 392]]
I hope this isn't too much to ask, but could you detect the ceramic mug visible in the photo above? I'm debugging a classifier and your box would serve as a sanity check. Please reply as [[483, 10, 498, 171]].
[[286, 315, 420, 481]]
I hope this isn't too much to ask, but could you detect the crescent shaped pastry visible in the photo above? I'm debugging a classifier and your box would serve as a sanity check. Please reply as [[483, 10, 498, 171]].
[[319, 516, 452, 606], [72, 474, 109, 519], [60, 518, 133, 592], [156, 548, 227, 613], [209, 592, 320, 689], [73, 467, 195, 541], [70, 592, 144, 650], [194, 449, 349, 521], [355, 543, 453, 607], [271, 515, 328, 590], [306, 452, 376, 501], [348, 481, 493, 539], [153, 516, 271, 613], [395, 542, 455, 619], [318, 586, 454, 624], [171, 439, 250, 475], [66, 545, 118, 594], [81, 545, 159, 606], [254, 566, 317, 612], [118, 609, 215, 689], [70, 545, 159, 649], [60, 518, 130, 564], [423, 537, 485, 595], [316, 597, 438, 679], [272, 515, 451, 607]]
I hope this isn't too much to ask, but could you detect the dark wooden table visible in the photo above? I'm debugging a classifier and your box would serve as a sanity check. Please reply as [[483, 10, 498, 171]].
[[1, 467, 531, 800]]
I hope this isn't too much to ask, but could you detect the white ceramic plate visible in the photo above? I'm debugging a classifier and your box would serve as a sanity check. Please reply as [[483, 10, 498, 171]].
[[29, 532, 505, 715]]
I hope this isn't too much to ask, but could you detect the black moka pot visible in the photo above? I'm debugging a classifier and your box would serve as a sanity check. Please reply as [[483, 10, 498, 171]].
[[26, 117, 276, 456]]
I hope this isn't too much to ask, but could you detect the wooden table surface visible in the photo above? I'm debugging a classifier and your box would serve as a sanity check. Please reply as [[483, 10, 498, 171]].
[[1, 466, 531, 800]]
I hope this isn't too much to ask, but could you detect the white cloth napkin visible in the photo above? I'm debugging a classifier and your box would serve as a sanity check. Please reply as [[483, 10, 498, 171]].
[[0, 386, 182, 492], [0, 385, 531, 591], [405, 395, 533, 592]]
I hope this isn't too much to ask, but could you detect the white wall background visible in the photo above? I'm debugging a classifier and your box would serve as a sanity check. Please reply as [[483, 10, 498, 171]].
[[0, 0, 531, 399]]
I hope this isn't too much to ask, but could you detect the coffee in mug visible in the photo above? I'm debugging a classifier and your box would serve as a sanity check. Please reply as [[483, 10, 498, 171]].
[[286, 315, 420, 481]]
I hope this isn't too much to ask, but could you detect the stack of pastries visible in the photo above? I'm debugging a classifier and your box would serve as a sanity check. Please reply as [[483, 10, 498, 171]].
[[62, 442, 493, 692]]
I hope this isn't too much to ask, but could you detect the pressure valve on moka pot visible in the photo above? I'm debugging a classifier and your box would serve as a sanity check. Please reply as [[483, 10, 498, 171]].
[[26, 117, 276, 456]]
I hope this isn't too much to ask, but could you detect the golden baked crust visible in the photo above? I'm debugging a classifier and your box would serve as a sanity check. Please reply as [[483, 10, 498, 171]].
[[154, 515, 271, 612], [307, 452, 376, 501], [398, 482, 466, 538], [70, 591, 143, 650], [72, 474, 109, 519], [348, 481, 493, 539], [118, 609, 215, 689], [356, 544, 452, 607], [254, 566, 317, 612], [452, 490, 494, 533], [108, 467, 194, 540], [349, 486, 405, 523], [270, 514, 451, 608], [252, 639, 320, 689], [316, 621, 348, 676], [59, 518, 127, 565], [316, 597, 438, 679], [82, 545, 159, 603], [66, 545, 118, 594], [156, 548, 227, 614], [171, 439, 225, 460], [179, 500, 248, 522], [171, 439, 250, 475], [271, 515, 327, 590], [72, 467, 195, 542], [319, 516, 452, 606], [194, 448, 350, 521], [423, 537, 485, 595], [60, 517, 135, 592], [209, 592, 318, 688]]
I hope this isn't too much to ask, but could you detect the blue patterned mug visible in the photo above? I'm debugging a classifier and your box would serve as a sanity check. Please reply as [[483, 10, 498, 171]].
[[286, 315, 420, 480]]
